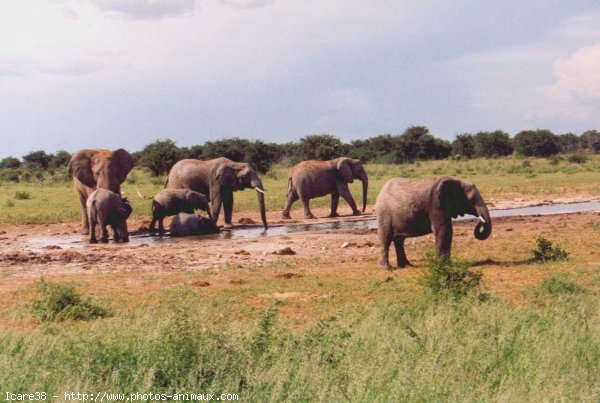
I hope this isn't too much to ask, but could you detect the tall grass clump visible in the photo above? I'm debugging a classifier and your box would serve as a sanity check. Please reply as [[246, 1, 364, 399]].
[[531, 236, 569, 263], [420, 257, 482, 297], [32, 280, 112, 322], [533, 275, 583, 296], [14, 190, 32, 200]]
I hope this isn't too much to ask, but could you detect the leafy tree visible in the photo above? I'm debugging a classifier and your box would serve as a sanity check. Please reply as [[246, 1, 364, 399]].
[[473, 130, 513, 157], [22, 150, 52, 169], [297, 134, 347, 161], [557, 133, 582, 153], [451, 134, 476, 158], [244, 140, 279, 173], [513, 129, 560, 157], [49, 150, 72, 169], [202, 138, 251, 162], [137, 139, 183, 176], [581, 130, 600, 153], [0, 156, 21, 169], [180, 145, 204, 159]]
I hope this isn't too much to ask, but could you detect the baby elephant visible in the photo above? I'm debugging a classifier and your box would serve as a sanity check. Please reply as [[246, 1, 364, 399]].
[[150, 189, 211, 235], [170, 213, 219, 237], [86, 188, 133, 243]]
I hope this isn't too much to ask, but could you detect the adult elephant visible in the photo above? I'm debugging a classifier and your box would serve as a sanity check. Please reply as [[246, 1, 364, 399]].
[[67, 149, 134, 234], [166, 157, 267, 229], [282, 157, 368, 219], [375, 176, 492, 269]]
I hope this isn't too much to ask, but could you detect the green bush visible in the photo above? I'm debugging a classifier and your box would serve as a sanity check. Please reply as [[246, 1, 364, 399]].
[[32, 280, 112, 322], [4, 199, 15, 208], [531, 236, 569, 263], [566, 154, 587, 164], [535, 275, 583, 295], [0, 168, 19, 182], [421, 257, 482, 296], [14, 191, 31, 200]]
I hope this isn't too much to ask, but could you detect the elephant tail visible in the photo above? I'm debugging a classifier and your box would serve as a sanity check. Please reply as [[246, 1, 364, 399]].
[[163, 178, 169, 189]]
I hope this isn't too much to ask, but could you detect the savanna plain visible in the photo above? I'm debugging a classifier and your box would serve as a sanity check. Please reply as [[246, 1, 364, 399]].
[[1, 156, 600, 401]]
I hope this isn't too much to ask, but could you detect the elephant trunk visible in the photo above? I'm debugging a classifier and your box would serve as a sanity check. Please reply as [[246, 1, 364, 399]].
[[361, 174, 368, 213], [473, 203, 492, 240], [251, 178, 268, 229]]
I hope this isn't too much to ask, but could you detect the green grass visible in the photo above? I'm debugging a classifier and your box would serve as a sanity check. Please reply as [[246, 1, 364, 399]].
[[1, 273, 599, 401], [2, 155, 600, 224]]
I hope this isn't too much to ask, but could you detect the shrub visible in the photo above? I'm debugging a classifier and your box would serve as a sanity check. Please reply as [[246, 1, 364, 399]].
[[547, 155, 563, 166], [0, 156, 21, 169], [421, 257, 482, 296], [0, 168, 19, 182], [451, 133, 476, 158], [514, 129, 560, 157], [297, 134, 347, 162], [14, 191, 31, 200], [136, 139, 183, 176], [535, 275, 583, 295], [531, 236, 569, 263], [22, 150, 52, 170], [473, 130, 514, 157], [4, 199, 15, 208], [32, 280, 112, 322], [566, 154, 587, 164]]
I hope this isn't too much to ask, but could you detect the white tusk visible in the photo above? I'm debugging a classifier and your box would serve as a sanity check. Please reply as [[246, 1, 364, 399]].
[[254, 187, 265, 194], [478, 216, 486, 224]]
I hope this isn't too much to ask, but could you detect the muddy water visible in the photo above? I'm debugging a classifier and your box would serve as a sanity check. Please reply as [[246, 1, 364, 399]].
[[25, 200, 600, 250]]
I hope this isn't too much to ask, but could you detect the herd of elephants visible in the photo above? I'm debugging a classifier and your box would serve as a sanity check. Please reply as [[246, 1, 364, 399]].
[[67, 148, 492, 270]]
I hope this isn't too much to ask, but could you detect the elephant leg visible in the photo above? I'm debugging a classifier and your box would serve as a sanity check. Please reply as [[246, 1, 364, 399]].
[[378, 221, 392, 270], [78, 191, 89, 235], [100, 224, 109, 243], [433, 218, 453, 260], [328, 193, 340, 218], [301, 196, 315, 219], [89, 219, 98, 243], [158, 218, 165, 236], [282, 190, 299, 219], [338, 184, 360, 215], [223, 190, 234, 228], [149, 216, 157, 235], [393, 236, 411, 268], [210, 191, 223, 226], [120, 222, 129, 242], [111, 224, 120, 242]]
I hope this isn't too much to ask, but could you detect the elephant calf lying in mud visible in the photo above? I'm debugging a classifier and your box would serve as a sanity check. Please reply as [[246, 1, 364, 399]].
[[169, 213, 219, 237], [150, 189, 211, 235], [86, 188, 133, 244], [375, 176, 492, 269]]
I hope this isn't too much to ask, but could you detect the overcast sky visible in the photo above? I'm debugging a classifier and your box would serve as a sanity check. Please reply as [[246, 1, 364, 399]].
[[1, 0, 600, 158]]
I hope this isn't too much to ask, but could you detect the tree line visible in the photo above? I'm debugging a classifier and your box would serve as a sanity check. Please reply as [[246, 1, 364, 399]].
[[2, 126, 600, 181]]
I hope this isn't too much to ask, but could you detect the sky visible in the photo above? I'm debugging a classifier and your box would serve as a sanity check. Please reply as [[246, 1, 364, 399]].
[[1, 0, 600, 158]]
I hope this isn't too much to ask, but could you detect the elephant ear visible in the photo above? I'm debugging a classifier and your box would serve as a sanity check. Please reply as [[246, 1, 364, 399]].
[[216, 164, 238, 188], [112, 149, 134, 184], [336, 158, 354, 183], [67, 150, 96, 188], [436, 177, 471, 219]]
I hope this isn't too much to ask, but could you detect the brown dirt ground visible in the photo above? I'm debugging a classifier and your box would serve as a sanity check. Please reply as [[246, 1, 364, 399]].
[[1, 201, 600, 330]]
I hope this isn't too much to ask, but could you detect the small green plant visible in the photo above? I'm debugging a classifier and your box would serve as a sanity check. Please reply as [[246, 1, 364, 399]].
[[531, 236, 569, 263], [421, 257, 482, 296], [566, 154, 587, 164], [4, 199, 15, 208], [535, 275, 582, 295], [547, 155, 562, 166], [32, 280, 112, 322], [14, 190, 31, 200]]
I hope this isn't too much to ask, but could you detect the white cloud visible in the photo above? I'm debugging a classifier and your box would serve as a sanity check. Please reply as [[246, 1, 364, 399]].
[[90, 0, 196, 20], [220, 0, 273, 9], [541, 44, 600, 120], [313, 88, 384, 131]]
